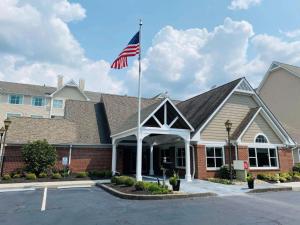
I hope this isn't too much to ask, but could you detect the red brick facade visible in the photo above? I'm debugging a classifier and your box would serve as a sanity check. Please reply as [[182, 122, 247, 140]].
[[2, 145, 114, 174], [194, 144, 294, 179]]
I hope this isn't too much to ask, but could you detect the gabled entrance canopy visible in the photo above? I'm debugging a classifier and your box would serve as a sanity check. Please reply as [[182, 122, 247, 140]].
[[111, 98, 194, 181]]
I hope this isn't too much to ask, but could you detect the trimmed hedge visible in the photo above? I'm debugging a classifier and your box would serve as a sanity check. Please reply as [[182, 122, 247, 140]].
[[26, 173, 37, 180]]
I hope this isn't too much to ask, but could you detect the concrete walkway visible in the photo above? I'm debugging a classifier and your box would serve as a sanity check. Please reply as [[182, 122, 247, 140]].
[[276, 181, 300, 191], [0, 179, 110, 190], [180, 179, 290, 196]]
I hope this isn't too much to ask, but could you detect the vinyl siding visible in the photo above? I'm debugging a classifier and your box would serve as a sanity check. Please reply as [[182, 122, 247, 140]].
[[259, 68, 300, 131], [241, 114, 282, 144], [201, 93, 258, 141]]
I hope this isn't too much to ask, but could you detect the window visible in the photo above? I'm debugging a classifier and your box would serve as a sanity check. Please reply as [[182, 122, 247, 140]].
[[248, 147, 278, 168], [6, 113, 21, 118], [255, 134, 268, 143], [32, 96, 44, 106], [160, 149, 171, 164], [53, 99, 63, 108], [175, 147, 185, 168], [31, 115, 43, 118], [9, 95, 23, 104], [206, 147, 224, 169]]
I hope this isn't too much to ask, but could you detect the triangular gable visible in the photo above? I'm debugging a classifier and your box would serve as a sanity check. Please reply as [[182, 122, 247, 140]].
[[141, 98, 194, 131], [193, 77, 294, 145], [257, 61, 300, 94], [50, 80, 89, 100], [239, 109, 283, 144]]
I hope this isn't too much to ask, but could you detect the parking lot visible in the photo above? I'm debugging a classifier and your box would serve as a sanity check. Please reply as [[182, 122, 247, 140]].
[[0, 187, 300, 225]]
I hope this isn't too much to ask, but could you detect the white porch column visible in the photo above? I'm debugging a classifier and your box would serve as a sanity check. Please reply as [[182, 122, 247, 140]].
[[112, 140, 117, 175], [185, 140, 192, 182], [149, 144, 154, 175], [136, 136, 143, 181]]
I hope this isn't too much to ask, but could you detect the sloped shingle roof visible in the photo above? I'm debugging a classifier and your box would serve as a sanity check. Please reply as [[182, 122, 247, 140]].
[[177, 78, 242, 134], [0, 80, 102, 102], [101, 94, 160, 136]]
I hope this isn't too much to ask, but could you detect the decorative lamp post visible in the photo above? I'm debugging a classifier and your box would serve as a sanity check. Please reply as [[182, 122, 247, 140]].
[[225, 120, 233, 182], [0, 118, 12, 177]]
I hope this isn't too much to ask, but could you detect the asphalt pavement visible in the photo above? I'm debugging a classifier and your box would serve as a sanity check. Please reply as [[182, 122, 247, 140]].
[[0, 187, 299, 225]]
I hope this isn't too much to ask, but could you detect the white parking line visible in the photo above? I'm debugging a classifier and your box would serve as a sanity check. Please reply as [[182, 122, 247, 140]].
[[41, 187, 47, 212], [57, 185, 92, 189], [0, 188, 36, 193]]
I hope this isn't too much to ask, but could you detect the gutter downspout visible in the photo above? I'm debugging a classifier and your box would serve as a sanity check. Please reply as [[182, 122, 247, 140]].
[[68, 145, 72, 174], [190, 144, 195, 180]]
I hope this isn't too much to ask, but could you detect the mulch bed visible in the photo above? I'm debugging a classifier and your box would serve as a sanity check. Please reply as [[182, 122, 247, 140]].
[[106, 183, 155, 195], [0, 175, 107, 184]]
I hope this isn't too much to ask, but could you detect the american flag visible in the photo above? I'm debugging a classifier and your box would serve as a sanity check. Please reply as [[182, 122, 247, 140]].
[[111, 31, 140, 69]]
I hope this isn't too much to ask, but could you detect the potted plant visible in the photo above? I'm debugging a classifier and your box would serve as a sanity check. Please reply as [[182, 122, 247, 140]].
[[247, 173, 255, 189], [169, 172, 180, 191]]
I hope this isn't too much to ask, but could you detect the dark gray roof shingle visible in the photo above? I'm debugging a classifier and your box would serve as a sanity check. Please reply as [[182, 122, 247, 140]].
[[177, 78, 242, 134], [0, 80, 102, 102], [101, 94, 160, 135]]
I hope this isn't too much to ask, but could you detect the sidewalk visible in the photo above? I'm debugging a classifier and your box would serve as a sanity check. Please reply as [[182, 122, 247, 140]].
[[276, 181, 300, 191], [0, 179, 110, 190], [179, 179, 292, 196]]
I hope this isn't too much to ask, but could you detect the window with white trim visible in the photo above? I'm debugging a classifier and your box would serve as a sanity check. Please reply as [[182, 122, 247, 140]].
[[9, 95, 23, 104], [248, 147, 278, 168], [206, 147, 224, 169], [32, 96, 44, 106], [255, 134, 268, 143], [53, 99, 63, 108], [175, 147, 185, 168]]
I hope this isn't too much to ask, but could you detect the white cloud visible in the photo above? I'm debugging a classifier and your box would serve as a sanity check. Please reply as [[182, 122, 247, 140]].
[[0, 0, 125, 94], [228, 0, 262, 10], [128, 18, 256, 98], [280, 29, 300, 39]]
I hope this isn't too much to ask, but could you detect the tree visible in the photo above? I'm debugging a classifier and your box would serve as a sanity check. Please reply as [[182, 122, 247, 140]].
[[22, 139, 57, 174]]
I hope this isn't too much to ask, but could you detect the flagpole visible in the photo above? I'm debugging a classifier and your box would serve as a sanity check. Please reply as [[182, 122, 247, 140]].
[[136, 19, 142, 181]]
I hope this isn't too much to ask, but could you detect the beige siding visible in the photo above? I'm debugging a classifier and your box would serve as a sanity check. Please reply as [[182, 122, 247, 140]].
[[51, 86, 87, 117], [241, 114, 282, 144], [0, 94, 51, 126], [201, 93, 258, 141], [53, 86, 87, 100], [259, 68, 300, 130]]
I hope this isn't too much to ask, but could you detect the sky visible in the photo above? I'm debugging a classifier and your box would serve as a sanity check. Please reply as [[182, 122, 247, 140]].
[[1, 0, 300, 99]]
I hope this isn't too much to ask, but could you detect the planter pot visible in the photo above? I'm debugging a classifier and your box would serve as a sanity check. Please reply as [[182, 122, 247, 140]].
[[247, 180, 254, 189], [172, 179, 180, 191]]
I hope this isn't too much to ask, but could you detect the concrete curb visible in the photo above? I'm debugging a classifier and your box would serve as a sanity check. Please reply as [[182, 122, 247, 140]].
[[0, 179, 109, 189], [97, 183, 217, 200], [247, 186, 292, 193]]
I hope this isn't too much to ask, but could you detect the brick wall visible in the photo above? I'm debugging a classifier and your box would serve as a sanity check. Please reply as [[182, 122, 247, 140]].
[[2, 145, 115, 174], [194, 144, 294, 180]]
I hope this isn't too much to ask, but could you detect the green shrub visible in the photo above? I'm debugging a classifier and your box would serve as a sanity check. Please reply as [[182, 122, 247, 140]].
[[26, 173, 37, 180], [2, 174, 11, 180], [104, 170, 112, 178], [38, 172, 47, 178], [76, 172, 88, 178], [293, 163, 300, 173], [207, 178, 233, 185], [169, 172, 180, 186], [52, 173, 62, 179], [293, 174, 300, 181], [124, 177, 135, 187], [135, 181, 145, 191], [115, 176, 128, 185], [279, 177, 287, 183], [60, 171, 69, 177], [22, 140, 57, 174], [219, 165, 236, 179], [111, 176, 118, 184], [12, 174, 21, 179], [280, 172, 292, 181]]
